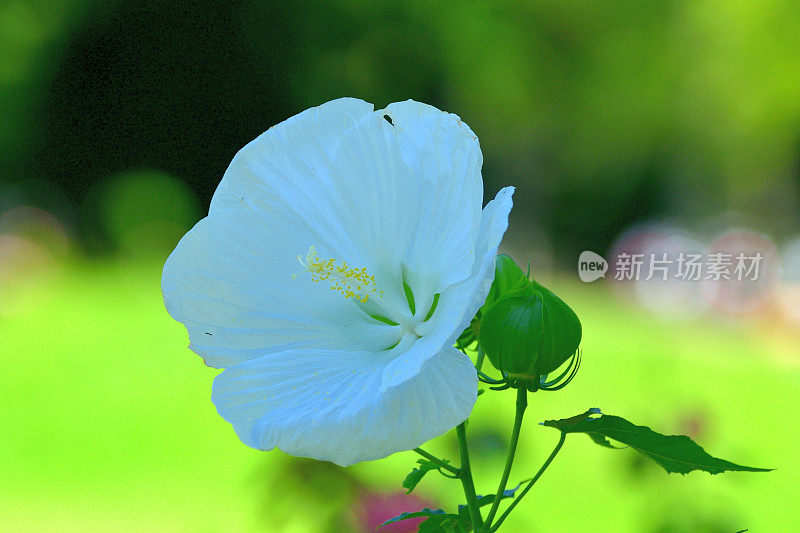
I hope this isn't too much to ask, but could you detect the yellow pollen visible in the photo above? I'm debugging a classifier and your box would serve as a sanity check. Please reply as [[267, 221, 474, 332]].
[[294, 246, 379, 303]]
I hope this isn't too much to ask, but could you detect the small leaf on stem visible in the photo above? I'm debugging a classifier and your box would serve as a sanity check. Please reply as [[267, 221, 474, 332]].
[[379, 508, 470, 531], [403, 459, 452, 494]]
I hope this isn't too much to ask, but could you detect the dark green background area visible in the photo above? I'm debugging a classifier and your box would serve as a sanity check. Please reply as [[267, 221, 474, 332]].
[[5, 0, 800, 257]]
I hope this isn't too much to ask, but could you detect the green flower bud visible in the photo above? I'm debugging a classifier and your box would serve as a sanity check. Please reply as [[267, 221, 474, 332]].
[[527, 278, 582, 375], [478, 259, 582, 391], [479, 283, 544, 380], [456, 254, 529, 349]]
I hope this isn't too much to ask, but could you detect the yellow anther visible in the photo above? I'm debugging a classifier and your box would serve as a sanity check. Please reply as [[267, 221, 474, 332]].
[[295, 246, 379, 304]]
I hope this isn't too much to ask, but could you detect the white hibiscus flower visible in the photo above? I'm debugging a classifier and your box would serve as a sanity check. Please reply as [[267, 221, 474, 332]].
[[162, 98, 513, 466]]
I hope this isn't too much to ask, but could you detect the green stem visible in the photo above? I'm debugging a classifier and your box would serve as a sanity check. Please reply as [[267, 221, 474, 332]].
[[412, 447, 460, 476], [456, 422, 483, 530], [489, 432, 567, 532], [484, 386, 527, 527]]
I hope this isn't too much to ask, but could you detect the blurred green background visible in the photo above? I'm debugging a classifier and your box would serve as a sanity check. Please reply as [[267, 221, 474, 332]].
[[2, 0, 799, 531]]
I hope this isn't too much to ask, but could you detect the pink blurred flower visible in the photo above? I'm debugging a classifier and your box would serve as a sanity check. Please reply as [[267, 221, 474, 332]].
[[353, 491, 437, 532]]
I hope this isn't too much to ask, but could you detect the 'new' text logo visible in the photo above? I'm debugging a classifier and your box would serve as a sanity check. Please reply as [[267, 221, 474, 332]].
[[578, 251, 608, 282]]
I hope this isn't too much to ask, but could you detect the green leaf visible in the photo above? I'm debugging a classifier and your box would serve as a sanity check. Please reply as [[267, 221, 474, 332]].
[[379, 508, 454, 527], [587, 432, 621, 449], [379, 508, 470, 532], [457, 481, 523, 520], [543, 409, 772, 475], [402, 459, 450, 494], [395, 485, 525, 533], [418, 514, 472, 532]]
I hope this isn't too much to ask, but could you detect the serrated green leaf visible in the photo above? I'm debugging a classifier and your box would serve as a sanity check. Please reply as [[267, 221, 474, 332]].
[[418, 514, 472, 532], [587, 432, 621, 449], [476, 482, 523, 508], [543, 410, 772, 475], [379, 508, 470, 532], [402, 459, 450, 494], [379, 508, 456, 528], [457, 482, 524, 523]]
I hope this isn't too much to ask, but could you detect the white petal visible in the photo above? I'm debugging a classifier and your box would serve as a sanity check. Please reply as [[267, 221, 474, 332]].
[[162, 207, 401, 368], [380, 187, 515, 390], [208, 97, 425, 315], [211, 346, 477, 466], [431, 186, 516, 340], [382, 101, 484, 302]]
